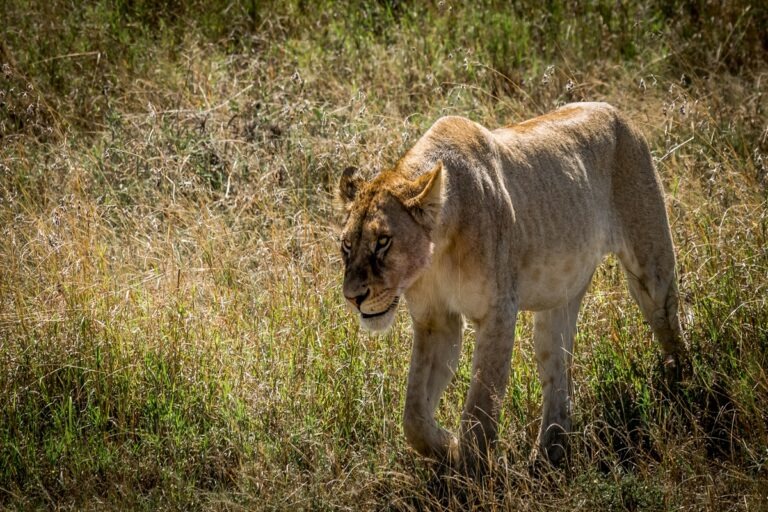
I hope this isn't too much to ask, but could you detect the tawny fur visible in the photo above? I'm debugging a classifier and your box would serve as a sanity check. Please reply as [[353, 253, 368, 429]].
[[338, 102, 684, 469]]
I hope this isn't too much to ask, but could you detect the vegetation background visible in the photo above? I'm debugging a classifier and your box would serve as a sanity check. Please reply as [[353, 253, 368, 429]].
[[1, 0, 766, 509]]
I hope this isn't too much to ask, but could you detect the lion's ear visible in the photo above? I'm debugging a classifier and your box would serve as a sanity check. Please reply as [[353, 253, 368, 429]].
[[403, 161, 445, 228], [338, 166, 363, 207]]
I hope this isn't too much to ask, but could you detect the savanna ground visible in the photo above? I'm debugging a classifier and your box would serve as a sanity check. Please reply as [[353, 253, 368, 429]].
[[1, 1, 767, 510]]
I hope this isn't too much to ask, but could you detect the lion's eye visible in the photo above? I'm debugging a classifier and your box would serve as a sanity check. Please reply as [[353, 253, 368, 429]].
[[375, 235, 391, 252], [341, 239, 352, 255]]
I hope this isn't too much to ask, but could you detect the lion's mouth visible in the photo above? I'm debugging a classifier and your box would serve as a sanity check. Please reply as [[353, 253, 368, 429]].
[[361, 296, 399, 319]]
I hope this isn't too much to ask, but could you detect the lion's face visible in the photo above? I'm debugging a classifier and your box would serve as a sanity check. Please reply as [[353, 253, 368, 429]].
[[338, 162, 444, 332]]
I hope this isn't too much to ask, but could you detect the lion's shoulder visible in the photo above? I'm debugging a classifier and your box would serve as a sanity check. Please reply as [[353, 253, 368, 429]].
[[424, 115, 489, 145], [398, 116, 493, 173]]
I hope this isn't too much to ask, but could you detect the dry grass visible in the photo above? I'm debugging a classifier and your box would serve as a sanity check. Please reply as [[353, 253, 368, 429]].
[[1, 1, 767, 510]]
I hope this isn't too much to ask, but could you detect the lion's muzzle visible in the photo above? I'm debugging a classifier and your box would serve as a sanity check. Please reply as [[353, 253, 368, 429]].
[[344, 287, 370, 309]]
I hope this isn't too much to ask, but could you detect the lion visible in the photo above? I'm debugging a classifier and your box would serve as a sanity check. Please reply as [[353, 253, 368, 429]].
[[337, 102, 684, 470]]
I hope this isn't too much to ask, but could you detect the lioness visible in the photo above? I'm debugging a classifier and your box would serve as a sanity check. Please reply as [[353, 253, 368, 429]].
[[337, 102, 683, 469]]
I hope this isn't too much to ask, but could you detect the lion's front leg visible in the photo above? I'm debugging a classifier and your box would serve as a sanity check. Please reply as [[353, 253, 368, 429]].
[[459, 302, 518, 472], [403, 310, 463, 462]]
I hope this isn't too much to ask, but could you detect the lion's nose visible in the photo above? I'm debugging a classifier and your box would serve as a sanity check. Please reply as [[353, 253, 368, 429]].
[[345, 288, 370, 309]]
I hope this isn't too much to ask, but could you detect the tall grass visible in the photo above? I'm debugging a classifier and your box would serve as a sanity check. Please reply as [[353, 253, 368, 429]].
[[1, 1, 767, 509]]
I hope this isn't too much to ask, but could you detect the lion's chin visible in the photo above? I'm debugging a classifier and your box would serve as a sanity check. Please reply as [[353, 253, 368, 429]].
[[359, 297, 399, 332]]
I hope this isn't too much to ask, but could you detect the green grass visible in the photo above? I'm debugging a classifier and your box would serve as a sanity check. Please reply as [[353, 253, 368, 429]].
[[1, 0, 767, 509]]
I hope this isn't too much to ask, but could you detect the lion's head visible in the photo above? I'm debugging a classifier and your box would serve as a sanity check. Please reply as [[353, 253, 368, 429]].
[[337, 161, 444, 331]]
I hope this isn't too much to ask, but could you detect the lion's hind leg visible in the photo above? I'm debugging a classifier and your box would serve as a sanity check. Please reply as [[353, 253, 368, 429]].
[[613, 115, 685, 381], [617, 236, 684, 381], [533, 285, 589, 466]]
